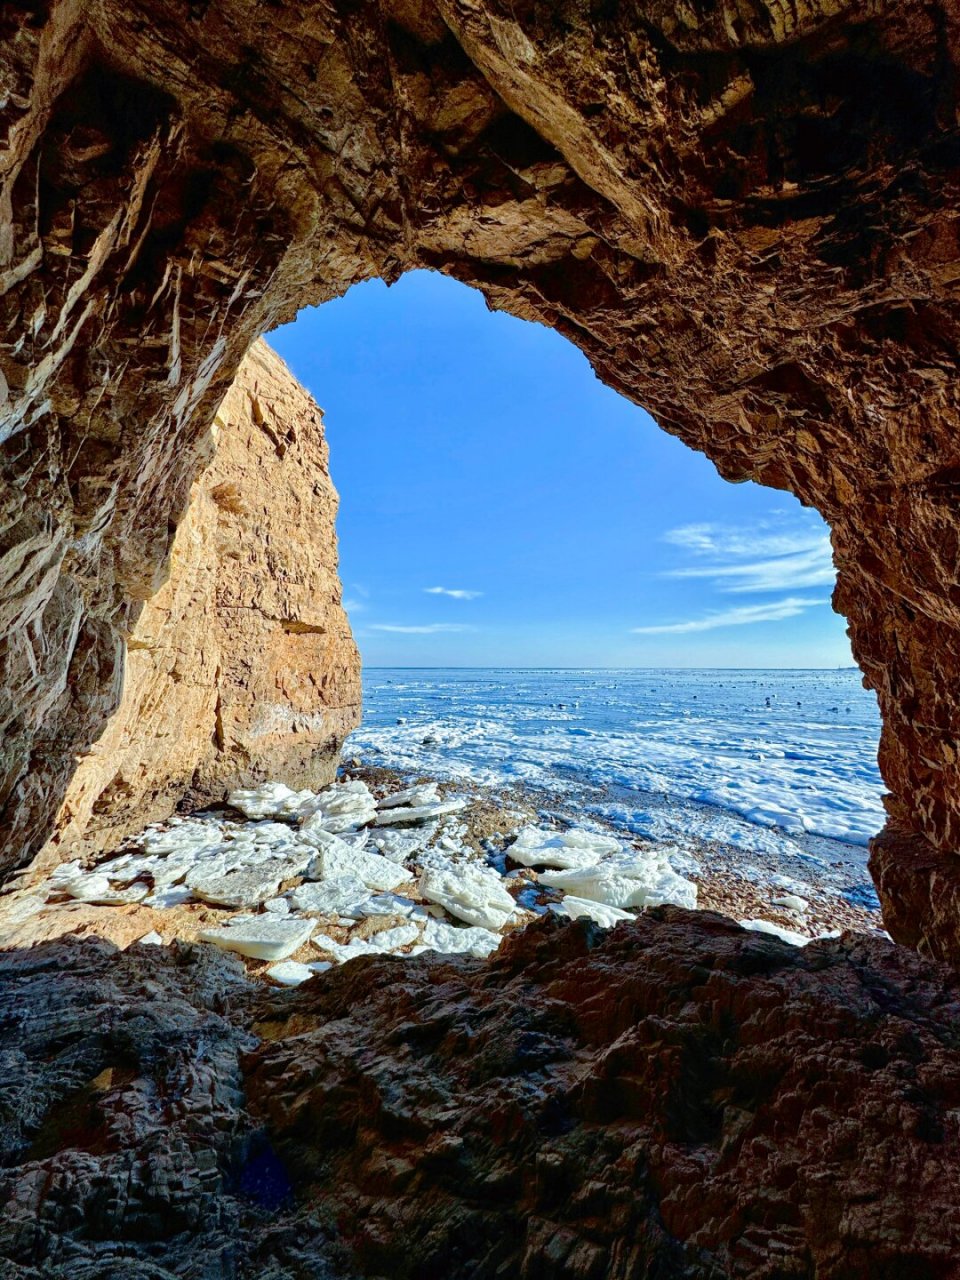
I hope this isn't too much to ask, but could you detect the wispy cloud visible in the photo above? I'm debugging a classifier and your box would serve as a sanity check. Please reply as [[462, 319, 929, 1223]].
[[370, 623, 476, 635], [423, 587, 483, 600], [631, 596, 828, 635], [342, 598, 366, 613], [661, 522, 835, 593]]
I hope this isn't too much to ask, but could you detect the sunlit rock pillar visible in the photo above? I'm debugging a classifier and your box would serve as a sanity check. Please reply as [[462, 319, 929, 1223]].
[[33, 340, 361, 872]]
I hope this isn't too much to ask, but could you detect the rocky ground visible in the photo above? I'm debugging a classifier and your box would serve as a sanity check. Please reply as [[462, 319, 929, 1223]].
[[0, 768, 953, 1278], [2, 910, 959, 1280]]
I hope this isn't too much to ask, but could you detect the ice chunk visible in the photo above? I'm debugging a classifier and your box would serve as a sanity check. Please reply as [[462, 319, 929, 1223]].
[[227, 782, 316, 820], [136, 931, 164, 946], [300, 780, 377, 833], [419, 861, 516, 931], [142, 820, 225, 857], [311, 923, 420, 963], [263, 896, 291, 915], [289, 875, 370, 915], [349, 893, 429, 920], [302, 828, 409, 892], [508, 826, 622, 869], [771, 893, 809, 916], [143, 884, 194, 909], [420, 917, 502, 958], [265, 960, 317, 987], [62, 874, 149, 906], [550, 896, 633, 928], [739, 918, 811, 947], [371, 823, 438, 863], [199, 916, 316, 961], [186, 859, 295, 909], [374, 799, 467, 826], [377, 782, 440, 810], [538, 857, 697, 911]]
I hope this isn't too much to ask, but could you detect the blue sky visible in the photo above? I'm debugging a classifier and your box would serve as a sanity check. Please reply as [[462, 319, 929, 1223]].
[[269, 270, 853, 668]]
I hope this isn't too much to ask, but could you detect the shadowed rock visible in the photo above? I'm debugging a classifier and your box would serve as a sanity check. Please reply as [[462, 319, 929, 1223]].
[[2, 912, 959, 1277]]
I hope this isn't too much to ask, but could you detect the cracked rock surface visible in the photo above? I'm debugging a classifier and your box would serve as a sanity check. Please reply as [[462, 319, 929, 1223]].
[[2, 911, 960, 1278]]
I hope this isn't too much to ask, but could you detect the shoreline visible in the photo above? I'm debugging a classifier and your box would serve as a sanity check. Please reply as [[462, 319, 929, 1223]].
[[345, 762, 884, 943], [0, 760, 885, 971]]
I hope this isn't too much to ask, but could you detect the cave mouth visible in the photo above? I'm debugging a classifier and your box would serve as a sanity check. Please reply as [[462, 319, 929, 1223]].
[[2, 0, 959, 967], [3, 2, 960, 1271]]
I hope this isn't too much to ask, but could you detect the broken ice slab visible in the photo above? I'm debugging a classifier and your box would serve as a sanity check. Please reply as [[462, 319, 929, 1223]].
[[419, 916, 502, 958], [538, 856, 697, 911], [374, 799, 467, 826], [227, 781, 317, 820], [311, 923, 421, 963], [199, 915, 316, 961], [376, 782, 439, 810], [289, 875, 371, 916], [419, 860, 516, 931], [550, 895, 633, 928], [508, 826, 623, 869], [301, 827, 410, 892]]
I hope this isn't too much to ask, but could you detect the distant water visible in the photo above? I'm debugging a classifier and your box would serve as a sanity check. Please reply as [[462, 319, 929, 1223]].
[[347, 669, 884, 859]]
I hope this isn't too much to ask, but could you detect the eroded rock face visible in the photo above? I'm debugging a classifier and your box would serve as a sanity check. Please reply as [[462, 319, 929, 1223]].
[[32, 339, 359, 871], [2, 912, 960, 1278], [1, 2, 960, 953]]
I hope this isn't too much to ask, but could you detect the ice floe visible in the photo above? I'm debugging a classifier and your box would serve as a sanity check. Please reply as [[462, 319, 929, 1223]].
[[508, 826, 622, 869], [200, 916, 316, 961], [419, 860, 517, 931], [303, 828, 410, 892], [550, 896, 633, 928], [374, 799, 467, 826]]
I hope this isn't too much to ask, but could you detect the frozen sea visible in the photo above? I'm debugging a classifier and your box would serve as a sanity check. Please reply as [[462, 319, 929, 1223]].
[[346, 668, 885, 907]]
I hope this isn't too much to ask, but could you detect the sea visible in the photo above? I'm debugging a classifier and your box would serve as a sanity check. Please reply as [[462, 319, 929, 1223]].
[[345, 667, 885, 909]]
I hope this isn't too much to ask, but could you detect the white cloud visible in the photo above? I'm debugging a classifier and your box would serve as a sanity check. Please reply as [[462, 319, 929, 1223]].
[[370, 623, 476, 634], [661, 521, 835, 593], [342, 598, 365, 613], [631, 596, 829, 635], [423, 587, 483, 600]]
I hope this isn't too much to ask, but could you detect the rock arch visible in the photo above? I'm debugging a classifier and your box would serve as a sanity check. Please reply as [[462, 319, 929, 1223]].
[[2, 1, 959, 958]]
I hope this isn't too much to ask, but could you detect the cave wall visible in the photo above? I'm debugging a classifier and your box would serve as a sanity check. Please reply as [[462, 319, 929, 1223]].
[[31, 338, 360, 873], [2, 1, 960, 958]]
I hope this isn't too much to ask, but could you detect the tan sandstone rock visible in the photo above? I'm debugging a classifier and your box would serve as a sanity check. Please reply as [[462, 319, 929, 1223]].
[[34, 340, 360, 870]]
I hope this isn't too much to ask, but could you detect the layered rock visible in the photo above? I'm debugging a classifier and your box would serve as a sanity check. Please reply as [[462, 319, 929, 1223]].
[[32, 339, 360, 870], [2, 912, 960, 1278], [1, 1, 960, 955]]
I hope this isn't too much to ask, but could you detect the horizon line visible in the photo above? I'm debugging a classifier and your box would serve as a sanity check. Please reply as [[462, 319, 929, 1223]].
[[362, 664, 861, 672]]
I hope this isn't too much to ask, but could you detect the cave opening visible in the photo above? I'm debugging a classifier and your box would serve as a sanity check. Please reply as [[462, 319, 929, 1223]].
[[259, 268, 886, 931]]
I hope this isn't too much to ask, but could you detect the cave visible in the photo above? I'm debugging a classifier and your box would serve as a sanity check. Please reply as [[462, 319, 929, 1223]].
[[2, 2, 960, 1275]]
